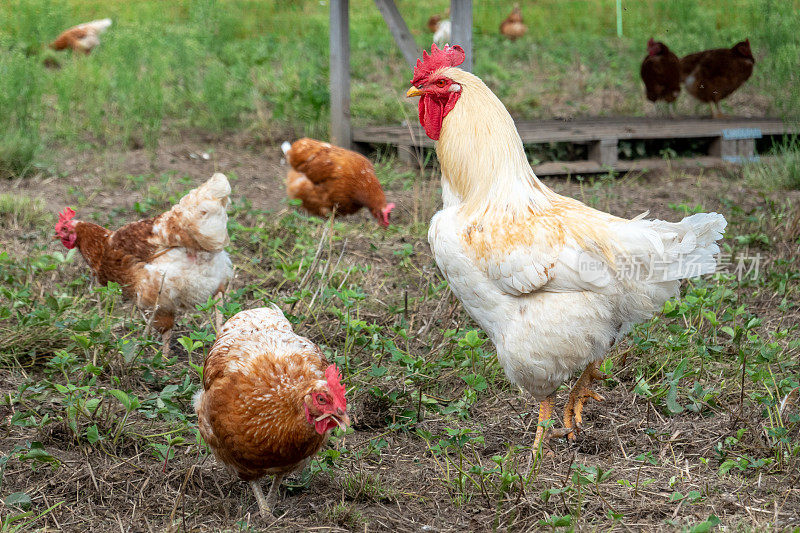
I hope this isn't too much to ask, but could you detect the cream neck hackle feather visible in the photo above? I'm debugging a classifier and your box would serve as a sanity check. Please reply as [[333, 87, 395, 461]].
[[435, 67, 555, 215]]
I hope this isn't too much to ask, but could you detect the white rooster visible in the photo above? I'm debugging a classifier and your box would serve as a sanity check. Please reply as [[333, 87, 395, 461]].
[[406, 45, 726, 451]]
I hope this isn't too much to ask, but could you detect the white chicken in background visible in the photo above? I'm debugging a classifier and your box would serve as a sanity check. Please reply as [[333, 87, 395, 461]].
[[433, 19, 451, 47], [406, 45, 726, 451]]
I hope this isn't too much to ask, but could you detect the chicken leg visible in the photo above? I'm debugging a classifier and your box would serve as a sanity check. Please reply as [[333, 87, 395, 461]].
[[249, 480, 271, 518], [711, 102, 727, 119], [563, 361, 606, 440], [152, 309, 175, 359], [249, 474, 284, 519], [266, 474, 285, 510], [160, 329, 172, 359], [214, 291, 225, 331], [531, 394, 572, 453]]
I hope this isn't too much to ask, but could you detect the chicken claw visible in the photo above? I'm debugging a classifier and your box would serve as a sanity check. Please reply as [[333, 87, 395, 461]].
[[563, 361, 606, 440]]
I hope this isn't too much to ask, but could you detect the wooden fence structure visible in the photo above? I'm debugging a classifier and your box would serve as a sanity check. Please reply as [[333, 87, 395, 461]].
[[354, 116, 797, 175]]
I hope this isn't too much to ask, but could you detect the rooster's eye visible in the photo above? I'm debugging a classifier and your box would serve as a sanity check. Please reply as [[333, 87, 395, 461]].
[[434, 79, 448, 88], [316, 395, 327, 405]]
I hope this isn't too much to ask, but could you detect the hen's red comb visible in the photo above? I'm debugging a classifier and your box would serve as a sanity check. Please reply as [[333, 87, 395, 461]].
[[58, 207, 76, 222], [325, 365, 347, 406], [411, 44, 466, 86], [647, 37, 655, 47]]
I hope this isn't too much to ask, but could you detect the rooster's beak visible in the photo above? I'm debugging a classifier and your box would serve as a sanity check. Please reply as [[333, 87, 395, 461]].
[[406, 86, 424, 98]]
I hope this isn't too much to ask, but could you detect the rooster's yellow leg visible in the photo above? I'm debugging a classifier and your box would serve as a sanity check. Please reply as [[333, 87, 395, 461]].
[[531, 394, 572, 453], [563, 361, 606, 441]]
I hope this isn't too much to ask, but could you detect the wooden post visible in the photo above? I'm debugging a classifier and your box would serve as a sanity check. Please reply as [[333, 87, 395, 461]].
[[589, 138, 618, 168], [450, 0, 472, 71], [330, 0, 351, 149], [710, 128, 760, 163], [374, 0, 419, 68]]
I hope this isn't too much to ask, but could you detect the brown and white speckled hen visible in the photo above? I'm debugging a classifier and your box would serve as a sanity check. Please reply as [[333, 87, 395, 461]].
[[680, 39, 755, 118], [194, 306, 349, 517]]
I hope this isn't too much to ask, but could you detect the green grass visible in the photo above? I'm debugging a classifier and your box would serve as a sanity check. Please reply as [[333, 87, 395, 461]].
[[0, 194, 49, 228], [1, 1, 800, 529], [743, 139, 800, 190], [1, 167, 798, 530], [1, 0, 799, 177]]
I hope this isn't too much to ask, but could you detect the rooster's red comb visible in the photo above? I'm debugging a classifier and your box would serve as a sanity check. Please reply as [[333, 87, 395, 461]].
[[411, 44, 466, 86], [325, 365, 347, 405], [647, 37, 655, 47]]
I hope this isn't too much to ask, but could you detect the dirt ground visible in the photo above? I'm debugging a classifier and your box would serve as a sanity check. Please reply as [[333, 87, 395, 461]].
[[2, 138, 799, 532]]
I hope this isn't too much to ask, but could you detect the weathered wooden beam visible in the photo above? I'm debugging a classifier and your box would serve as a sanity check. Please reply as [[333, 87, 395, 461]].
[[330, 0, 351, 149], [450, 0, 472, 71], [374, 0, 419, 68]]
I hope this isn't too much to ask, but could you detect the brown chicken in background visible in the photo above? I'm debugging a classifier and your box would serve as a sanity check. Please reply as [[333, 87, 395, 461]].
[[194, 306, 349, 517], [499, 4, 527, 41], [282, 138, 395, 227], [50, 18, 112, 54], [640, 38, 681, 111], [54, 173, 233, 356], [680, 39, 755, 118], [427, 14, 443, 33], [427, 7, 449, 33]]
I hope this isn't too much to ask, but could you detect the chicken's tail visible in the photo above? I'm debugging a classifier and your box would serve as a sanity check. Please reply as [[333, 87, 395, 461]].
[[657, 212, 727, 280], [281, 141, 292, 156], [616, 212, 727, 283], [611, 212, 726, 340], [154, 173, 231, 252], [82, 18, 113, 34]]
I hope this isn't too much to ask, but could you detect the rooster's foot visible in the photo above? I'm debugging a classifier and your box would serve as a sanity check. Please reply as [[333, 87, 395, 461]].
[[563, 361, 606, 441]]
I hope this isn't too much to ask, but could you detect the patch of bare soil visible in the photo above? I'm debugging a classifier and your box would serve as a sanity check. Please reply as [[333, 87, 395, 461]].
[[2, 139, 799, 532]]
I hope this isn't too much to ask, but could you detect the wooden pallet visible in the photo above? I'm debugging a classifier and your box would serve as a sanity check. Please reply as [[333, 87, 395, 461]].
[[352, 116, 797, 175]]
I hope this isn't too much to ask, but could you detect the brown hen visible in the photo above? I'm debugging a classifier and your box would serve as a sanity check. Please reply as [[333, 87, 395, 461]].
[[680, 40, 755, 118], [50, 19, 112, 55], [499, 4, 527, 41], [282, 138, 395, 227], [640, 38, 681, 110]]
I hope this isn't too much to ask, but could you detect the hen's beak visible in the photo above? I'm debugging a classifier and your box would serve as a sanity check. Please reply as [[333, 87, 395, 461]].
[[406, 87, 424, 98], [315, 410, 351, 431]]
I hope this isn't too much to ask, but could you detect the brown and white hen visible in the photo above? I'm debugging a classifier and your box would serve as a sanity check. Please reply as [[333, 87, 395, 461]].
[[54, 173, 233, 356], [194, 306, 349, 517]]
